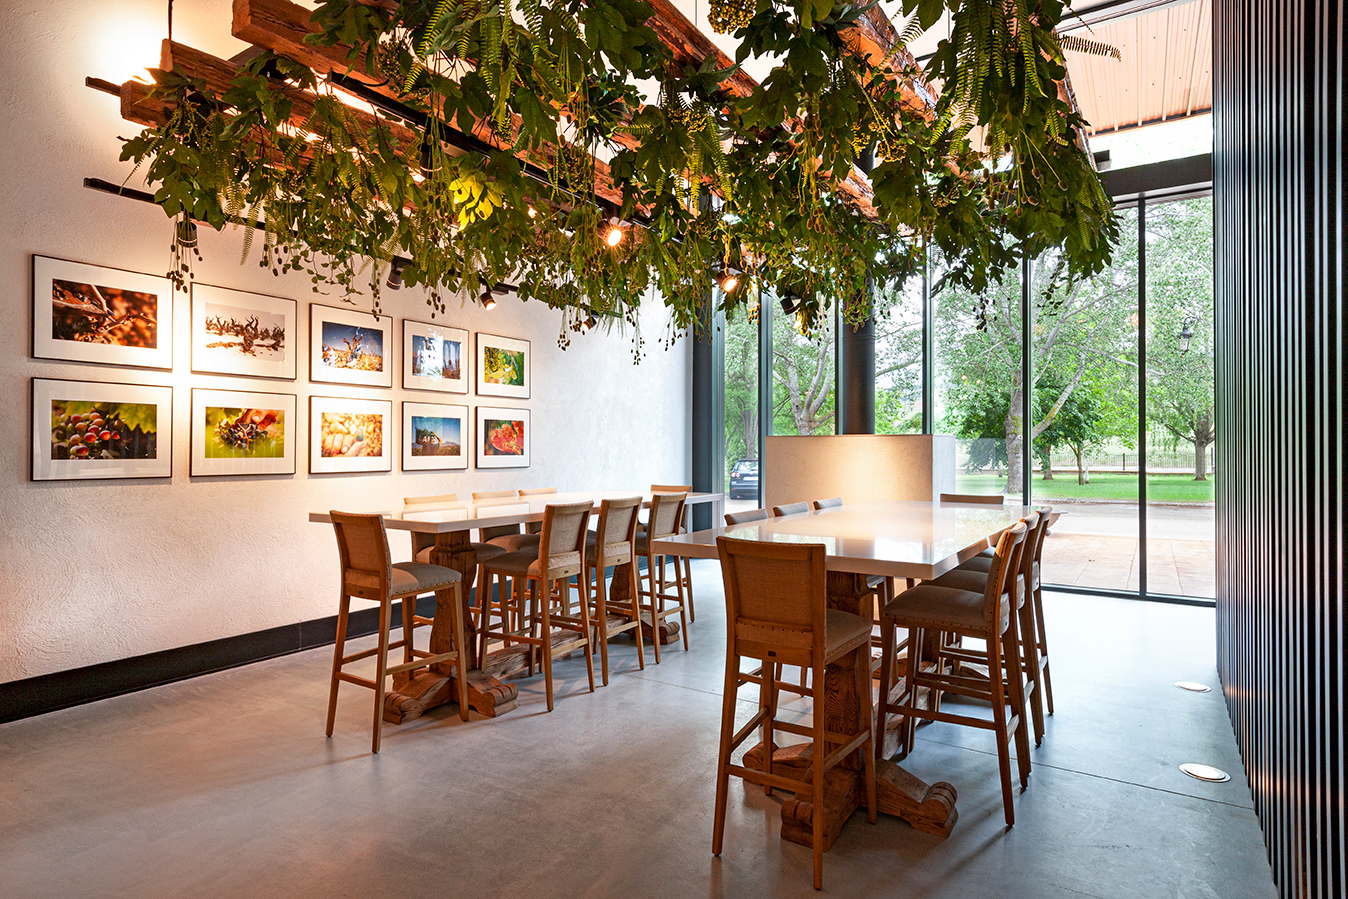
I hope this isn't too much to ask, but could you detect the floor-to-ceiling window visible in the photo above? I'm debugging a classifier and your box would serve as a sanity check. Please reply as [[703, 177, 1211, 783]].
[[873, 276, 924, 434], [770, 299, 836, 437], [722, 303, 761, 510]]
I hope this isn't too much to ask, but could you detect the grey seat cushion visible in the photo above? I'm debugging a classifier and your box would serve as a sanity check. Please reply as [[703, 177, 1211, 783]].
[[481, 549, 542, 577], [825, 609, 873, 656], [345, 561, 461, 597], [487, 533, 542, 553], [883, 583, 1008, 635]]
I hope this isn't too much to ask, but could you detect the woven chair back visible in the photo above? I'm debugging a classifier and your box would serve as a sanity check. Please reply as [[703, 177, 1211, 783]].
[[330, 511, 392, 598], [647, 492, 687, 540], [725, 508, 769, 526]]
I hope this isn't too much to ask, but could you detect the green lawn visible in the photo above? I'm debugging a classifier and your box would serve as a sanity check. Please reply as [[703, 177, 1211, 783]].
[[955, 471, 1215, 504]]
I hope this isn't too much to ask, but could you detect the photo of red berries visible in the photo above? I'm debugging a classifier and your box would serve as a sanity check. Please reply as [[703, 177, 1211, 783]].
[[49, 400, 158, 461]]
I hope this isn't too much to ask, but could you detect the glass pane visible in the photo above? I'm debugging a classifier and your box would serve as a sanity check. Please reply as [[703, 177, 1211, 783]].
[[1033, 205, 1142, 591], [771, 299, 836, 436], [1144, 196, 1216, 598], [874, 275, 924, 434], [723, 308, 760, 513], [932, 258, 1021, 497]]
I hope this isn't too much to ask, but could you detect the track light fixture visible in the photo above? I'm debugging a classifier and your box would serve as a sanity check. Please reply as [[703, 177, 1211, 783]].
[[605, 216, 624, 247], [386, 258, 406, 289], [780, 293, 802, 315], [720, 272, 740, 293]]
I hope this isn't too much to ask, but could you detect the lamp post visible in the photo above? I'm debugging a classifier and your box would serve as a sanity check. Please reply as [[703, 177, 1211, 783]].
[[1177, 315, 1198, 355]]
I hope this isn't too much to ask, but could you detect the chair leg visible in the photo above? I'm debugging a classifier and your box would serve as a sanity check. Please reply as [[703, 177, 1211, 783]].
[[763, 661, 777, 797], [904, 627, 925, 757], [671, 554, 690, 651], [451, 582, 469, 721], [644, 553, 663, 665], [578, 570, 596, 694], [401, 594, 416, 665], [682, 554, 695, 623], [538, 580, 555, 712], [1003, 611, 1033, 789], [857, 643, 878, 824], [592, 563, 611, 686], [986, 630, 1016, 826], [477, 570, 494, 666], [628, 558, 646, 670], [1019, 596, 1046, 746], [1034, 584, 1055, 715], [811, 658, 826, 891], [712, 645, 741, 857], [326, 594, 351, 738], [371, 599, 391, 754], [874, 611, 895, 762]]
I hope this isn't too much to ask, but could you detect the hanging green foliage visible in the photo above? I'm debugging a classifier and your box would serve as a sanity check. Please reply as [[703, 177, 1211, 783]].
[[118, 0, 1118, 348]]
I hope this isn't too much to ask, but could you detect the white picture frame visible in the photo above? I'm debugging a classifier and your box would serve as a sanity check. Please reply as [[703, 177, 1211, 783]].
[[475, 405, 530, 469], [32, 255, 173, 370], [310, 304, 393, 388], [402, 402, 470, 471], [475, 332, 531, 400], [309, 396, 393, 474], [191, 284, 297, 380], [32, 378, 172, 481], [191, 388, 297, 477], [403, 320, 469, 393]]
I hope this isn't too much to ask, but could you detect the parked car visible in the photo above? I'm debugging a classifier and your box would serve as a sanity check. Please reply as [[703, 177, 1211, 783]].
[[728, 459, 759, 500]]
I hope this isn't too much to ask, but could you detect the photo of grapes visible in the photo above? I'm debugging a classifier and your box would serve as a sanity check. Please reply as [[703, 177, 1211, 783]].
[[320, 412, 383, 457], [411, 335, 461, 381], [50, 278, 158, 347], [481, 346, 524, 386], [204, 406, 285, 459], [50, 400, 157, 460], [320, 322, 383, 372], [202, 302, 286, 360], [482, 418, 524, 456], [410, 416, 462, 457]]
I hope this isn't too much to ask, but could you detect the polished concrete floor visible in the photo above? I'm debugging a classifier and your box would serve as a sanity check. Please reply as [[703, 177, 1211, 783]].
[[1, 562, 1274, 898]]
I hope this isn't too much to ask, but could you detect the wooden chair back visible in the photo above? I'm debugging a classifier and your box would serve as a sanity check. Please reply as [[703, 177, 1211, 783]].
[[537, 500, 593, 580], [772, 501, 810, 517], [403, 493, 458, 557], [725, 508, 769, 526], [1027, 505, 1053, 585], [593, 496, 642, 567], [716, 536, 828, 669], [329, 511, 393, 601], [812, 497, 844, 510], [519, 487, 558, 496], [473, 490, 515, 500], [651, 483, 693, 493], [940, 492, 1005, 505], [646, 492, 688, 541], [981, 520, 1028, 633]]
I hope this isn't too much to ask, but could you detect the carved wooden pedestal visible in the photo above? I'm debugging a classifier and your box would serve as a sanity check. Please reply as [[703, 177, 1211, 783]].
[[739, 572, 958, 847], [383, 531, 680, 723]]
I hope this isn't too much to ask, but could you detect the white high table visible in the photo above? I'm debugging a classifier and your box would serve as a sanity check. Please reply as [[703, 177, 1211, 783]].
[[310, 490, 721, 721], [649, 499, 1035, 846]]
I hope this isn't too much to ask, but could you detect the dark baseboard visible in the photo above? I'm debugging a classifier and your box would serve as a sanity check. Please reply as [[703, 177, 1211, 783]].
[[0, 562, 650, 725]]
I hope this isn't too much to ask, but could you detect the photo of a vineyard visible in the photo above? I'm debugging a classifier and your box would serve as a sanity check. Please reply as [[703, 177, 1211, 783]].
[[410, 416, 462, 457], [205, 406, 285, 459], [320, 323, 383, 371], [202, 303, 286, 359], [50, 400, 157, 460], [50, 278, 157, 347], [320, 412, 383, 457], [482, 346, 524, 386]]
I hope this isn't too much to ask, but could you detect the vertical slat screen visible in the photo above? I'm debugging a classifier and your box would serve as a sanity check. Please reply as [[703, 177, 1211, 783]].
[[1213, 1, 1345, 898]]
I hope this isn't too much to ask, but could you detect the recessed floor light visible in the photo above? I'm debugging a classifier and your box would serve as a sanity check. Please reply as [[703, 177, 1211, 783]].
[[1175, 681, 1212, 692], [1180, 763, 1231, 783]]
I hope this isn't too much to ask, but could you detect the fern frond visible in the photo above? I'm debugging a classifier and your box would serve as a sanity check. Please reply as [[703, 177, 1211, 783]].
[[1059, 33, 1121, 60]]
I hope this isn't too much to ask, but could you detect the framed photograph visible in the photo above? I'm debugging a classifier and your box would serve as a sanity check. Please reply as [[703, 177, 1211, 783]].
[[191, 284, 297, 380], [32, 378, 172, 481], [475, 333, 530, 399], [309, 396, 392, 474], [476, 405, 530, 469], [404, 320, 469, 393], [310, 304, 393, 388], [191, 388, 297, 477], [402, 402, 469, 471], [32, 255, 173, 369]]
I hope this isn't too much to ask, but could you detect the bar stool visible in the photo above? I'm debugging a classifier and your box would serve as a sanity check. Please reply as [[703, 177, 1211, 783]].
[[325, 511, 469, 753], [402, 493, 508, 567], [477, 500, 596, 711], [583, 495, 646, 684], [725, 508, 769, 525], [875, 520, 1031, 826], [712, 536, 876, 891], [650, 484, 696, 621], [635, 492, 691, 662], [947, 507, 1055, 743], [772, 501, 810, 517], [809, 497, 895, 682]]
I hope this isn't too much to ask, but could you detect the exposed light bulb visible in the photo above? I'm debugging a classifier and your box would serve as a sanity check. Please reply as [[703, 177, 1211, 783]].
[[721, 274, 739, 293], [527, 206, 537, 218], [481, 292, 497, 310], [605, 225, 623, 247]]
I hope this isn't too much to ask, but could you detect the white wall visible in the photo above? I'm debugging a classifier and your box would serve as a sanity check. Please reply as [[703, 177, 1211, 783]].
[[0, 0, 692, 682]]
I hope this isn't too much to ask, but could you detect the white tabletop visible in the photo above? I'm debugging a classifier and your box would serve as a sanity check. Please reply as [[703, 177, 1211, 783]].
[[649, 499, 1036, 580], [309, 490, 722, 533]]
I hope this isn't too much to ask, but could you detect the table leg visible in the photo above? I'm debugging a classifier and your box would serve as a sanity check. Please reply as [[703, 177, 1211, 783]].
[[741, 572, 959, 846], [384, 532, 520, 722]]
